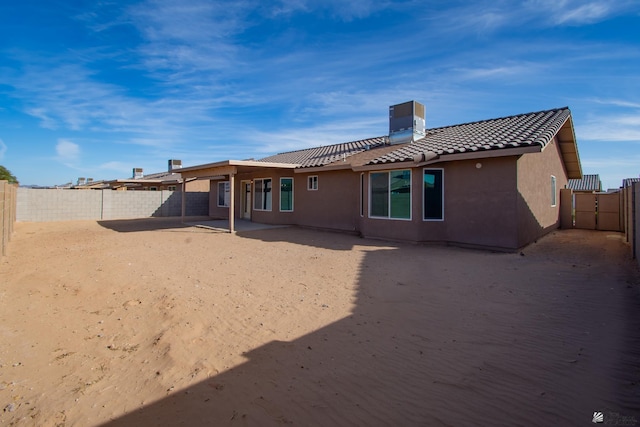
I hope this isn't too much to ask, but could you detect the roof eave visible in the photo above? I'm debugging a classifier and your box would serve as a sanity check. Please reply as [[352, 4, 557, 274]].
[[555, 114, 582, 180], [179, 159, 300, 173], [353, 145, 542, 171]]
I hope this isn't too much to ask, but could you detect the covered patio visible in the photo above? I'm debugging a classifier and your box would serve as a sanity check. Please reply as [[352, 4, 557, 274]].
[[177, 160, 299, 233]]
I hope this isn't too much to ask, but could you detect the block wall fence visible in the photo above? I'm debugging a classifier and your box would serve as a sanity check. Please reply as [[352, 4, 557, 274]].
[[16, 188, 209, 222]]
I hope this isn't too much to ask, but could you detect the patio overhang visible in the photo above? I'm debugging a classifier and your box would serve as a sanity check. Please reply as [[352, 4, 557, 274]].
[[177, 160, 300, 233]]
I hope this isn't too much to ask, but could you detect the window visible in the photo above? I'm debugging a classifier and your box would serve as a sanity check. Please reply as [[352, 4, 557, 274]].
[[254, 178, 272, 211], [167, 185, 177, 191], [369, 169, 411, 220], [423, 169, 444, 220], [149, 186, 158, 191], [217, 181, 230, 207], [307, 175, 318, 191], [280, 177, 293, 212], [551, 175, 557, 207]]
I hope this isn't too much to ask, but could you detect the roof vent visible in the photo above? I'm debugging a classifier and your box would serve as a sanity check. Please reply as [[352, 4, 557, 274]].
[[133, 168, 144, 179], [389, 101, 425, 145], [168, 159, 182, 172]]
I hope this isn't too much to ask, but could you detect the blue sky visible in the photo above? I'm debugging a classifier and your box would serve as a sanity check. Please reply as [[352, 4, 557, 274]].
[[1, 0, 638, 189]]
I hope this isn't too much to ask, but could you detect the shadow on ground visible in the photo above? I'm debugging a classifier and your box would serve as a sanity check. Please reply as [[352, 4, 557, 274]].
[[99, 229, 640, 426], [97, 217, 211, 233]]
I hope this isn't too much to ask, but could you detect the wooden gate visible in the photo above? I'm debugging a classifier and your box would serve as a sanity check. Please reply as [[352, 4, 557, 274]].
[[574, 192, 621, 231]]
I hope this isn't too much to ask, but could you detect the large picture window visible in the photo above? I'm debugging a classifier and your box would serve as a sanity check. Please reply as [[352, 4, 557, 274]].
[[369, 170, 411, 219], [254, 178, 272, 211], [423, 169, 443, 220], [280, 177, 293, 212], [217, 181, 230, 207]]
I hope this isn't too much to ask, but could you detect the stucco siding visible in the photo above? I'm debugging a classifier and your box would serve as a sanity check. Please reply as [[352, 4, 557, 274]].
[[516, 138, 568, 247], [438, 158, 519, 249], [293, 170, 360, 232], [359, 157, 520, 249]]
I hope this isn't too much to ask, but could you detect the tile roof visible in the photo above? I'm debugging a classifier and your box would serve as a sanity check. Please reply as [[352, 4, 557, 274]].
[[367, 107, 571, 165], [256, 137, 388, 168], [253, 107, 576, 173], [139, 171, 182, 182], [622, 177, 640, 188], [566, 174, 601, 192]]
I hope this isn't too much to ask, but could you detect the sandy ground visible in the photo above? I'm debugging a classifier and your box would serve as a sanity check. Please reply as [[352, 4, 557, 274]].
[[1, 219, 639, 427]]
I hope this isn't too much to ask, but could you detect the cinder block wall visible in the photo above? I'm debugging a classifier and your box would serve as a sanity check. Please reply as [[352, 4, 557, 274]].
[[17, 188, 209, 222], [17, 188, 102, 221]]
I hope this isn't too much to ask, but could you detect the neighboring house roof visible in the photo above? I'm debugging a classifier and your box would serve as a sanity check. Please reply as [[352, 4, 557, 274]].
[[367, 107, 571, 165], [74, 180, 109, 189], [254, 107, 581, 178], [566, 174, 601, 192], [136, 171, 182, 183], [622, 177, 640, 188], [257, 137, 388, 168], [103, 172, 182, 189]]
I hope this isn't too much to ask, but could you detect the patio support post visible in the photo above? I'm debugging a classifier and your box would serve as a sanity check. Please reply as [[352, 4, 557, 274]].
[[181, 179, 186, 223], [229, 173, 235, 233]]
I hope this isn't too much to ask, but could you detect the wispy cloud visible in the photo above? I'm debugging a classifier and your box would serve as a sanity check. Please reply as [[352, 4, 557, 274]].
[[591, 99, 640, 109], [452, 62, 544, 81], [249, 117, 388, 155], [578, 114, 640, 142], [55, 139, 81, 166], [552, 2, 611, 25], [524, 0, 636, 26], [97, 161, 132, 177], [266, 0, 397, 21]]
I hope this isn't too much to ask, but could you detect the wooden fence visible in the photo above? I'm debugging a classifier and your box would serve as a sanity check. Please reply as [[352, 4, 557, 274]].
[[0, 180, 18, 257]]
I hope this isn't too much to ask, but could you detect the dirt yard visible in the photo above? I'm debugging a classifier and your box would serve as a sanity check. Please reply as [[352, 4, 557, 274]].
[[1, 219, 639, 426]]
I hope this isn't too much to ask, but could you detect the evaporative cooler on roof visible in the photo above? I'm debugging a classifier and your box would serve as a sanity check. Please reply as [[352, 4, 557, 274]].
[[389, 100, 426, 145]]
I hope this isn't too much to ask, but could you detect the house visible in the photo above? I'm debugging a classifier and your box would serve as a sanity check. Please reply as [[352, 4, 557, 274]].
[[566, 174, 601, 193], [74, 160, 210, 192], [177, 101, 582, 250], [622, 177, 640, 189]]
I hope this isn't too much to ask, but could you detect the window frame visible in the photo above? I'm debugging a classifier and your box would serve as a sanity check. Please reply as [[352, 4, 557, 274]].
[[307, 175, 318, 191], [253, 178, 273, 211], [368, 169, 412, 221], [217, 181, 230, 208], [551, 175, 557, 207], [423, 168, 444, 221], [360, 173, 365, 217], [279, 177, 294, 212]]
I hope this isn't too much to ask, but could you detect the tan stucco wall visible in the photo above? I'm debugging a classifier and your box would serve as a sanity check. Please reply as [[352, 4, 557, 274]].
[[185, 179, 210, 192], [201, 141, 571, 250], [358, 157, 520, 249], [516, 138, 568, 247], [293, 170, 360, 232], [208, 169, 361, 232], [209, 179, 228, 219]]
